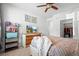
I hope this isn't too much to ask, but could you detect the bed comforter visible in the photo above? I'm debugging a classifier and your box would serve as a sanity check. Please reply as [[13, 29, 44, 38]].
[[47, 36, 79, 56]]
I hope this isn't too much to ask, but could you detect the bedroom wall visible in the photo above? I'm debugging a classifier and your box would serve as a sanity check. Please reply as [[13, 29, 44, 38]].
[[37, 17, 49, 36], [48, 12, 66, 37], [48, 10, 79, 39], [1, 4, 27, 47], [1, 4, 49, 35], [76, 12, 79, 39], [1, 4, 49, 47]]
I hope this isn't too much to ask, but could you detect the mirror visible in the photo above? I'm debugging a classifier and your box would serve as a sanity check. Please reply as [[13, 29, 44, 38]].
[[25, 15, 37, 33]]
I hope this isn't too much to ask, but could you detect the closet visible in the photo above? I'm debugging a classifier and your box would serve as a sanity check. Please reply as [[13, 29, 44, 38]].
[[64, 23, 73, 38], [60, 19, 73, 38]]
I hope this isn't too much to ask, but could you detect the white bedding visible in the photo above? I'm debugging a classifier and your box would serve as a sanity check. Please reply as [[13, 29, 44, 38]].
[[30, 36, 52, 56]]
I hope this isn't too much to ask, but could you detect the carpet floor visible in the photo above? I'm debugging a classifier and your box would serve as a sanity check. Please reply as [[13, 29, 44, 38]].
[[0, 47, 32, 56]]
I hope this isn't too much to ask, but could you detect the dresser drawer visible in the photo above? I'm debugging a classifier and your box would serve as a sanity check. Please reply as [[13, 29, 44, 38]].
[[26, 39, 32, 44], [26, 36, 34, 39], [26, 33, 41, 47]]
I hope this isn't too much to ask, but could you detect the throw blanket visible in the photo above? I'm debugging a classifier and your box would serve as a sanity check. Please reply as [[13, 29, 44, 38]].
[[30, 36, 52, 56]]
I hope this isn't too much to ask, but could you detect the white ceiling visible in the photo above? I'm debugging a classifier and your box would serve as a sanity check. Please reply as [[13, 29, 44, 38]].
[[9, 3, 79, 19]]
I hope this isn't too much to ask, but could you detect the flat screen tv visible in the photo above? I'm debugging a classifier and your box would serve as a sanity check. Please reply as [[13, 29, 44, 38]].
[[6, 32, 18, 39]]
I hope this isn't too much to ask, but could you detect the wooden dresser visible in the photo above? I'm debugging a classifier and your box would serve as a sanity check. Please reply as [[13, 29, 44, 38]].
[[26, 32, 41, 47]]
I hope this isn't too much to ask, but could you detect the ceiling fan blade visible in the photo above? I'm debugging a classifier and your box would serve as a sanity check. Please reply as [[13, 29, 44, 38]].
[[51, 5, 58, 10], [37, 5, 47, 7], [45, 8, 50, 12]]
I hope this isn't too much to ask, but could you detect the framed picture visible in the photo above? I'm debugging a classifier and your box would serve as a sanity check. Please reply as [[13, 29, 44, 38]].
[[25, 15, 31, 22], [25, 14, 37, 23], [31, 17, 37, 23]]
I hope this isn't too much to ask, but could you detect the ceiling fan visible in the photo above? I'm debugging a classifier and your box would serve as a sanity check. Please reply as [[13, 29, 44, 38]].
[[37, 3, 58, 12]]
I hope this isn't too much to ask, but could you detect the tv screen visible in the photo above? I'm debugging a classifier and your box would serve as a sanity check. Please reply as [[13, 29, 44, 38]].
[[6, 32, 18, 39]]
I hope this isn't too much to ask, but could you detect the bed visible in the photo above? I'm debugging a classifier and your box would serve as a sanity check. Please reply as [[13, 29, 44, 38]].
[[30, 36, 79, 56], [47, 36, 79, 56]]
